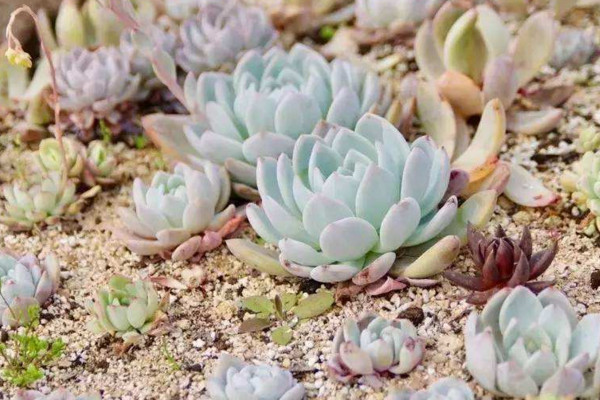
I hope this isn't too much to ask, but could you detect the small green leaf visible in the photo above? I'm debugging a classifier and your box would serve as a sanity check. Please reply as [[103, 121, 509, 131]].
[[319, 25, 336, 41], [241, 296, 274, 315], [271, 325, 293, 346], [281, 293, 298, 312], [292, 291, 335, 320], [238, 318, 271, 334], [99, 120, 112, 143], [134, 135, 148, 149]]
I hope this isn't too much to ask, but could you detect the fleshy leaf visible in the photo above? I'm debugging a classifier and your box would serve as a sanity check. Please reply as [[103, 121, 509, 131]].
[[292, 291, 335, 319]]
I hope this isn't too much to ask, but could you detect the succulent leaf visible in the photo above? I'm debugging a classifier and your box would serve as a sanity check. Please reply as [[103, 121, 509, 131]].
[[386, 377, 475, 400], [12, 389, 101, 400]]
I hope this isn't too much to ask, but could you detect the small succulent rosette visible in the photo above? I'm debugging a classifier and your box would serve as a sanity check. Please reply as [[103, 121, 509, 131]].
[[143, 43, 392, 200], [176, 0, 278, 74], [444, 225, 557, 304], [114, 162, 241, 261], [36, 138, 84, 179], [228, 113, 497, 288], [207, 353, 306, 400], [562, 151, 600, 235], [328, 313, 424, 388], [12, 389, 101, 400], [0, 252, 60, 327], [386, 377, 474, 400], [0, 172, 100, 231], [465, 286, 600, 398], [82, 140, 117, 187], [86, 275, 168, 345], [56, 47, 141, 140]]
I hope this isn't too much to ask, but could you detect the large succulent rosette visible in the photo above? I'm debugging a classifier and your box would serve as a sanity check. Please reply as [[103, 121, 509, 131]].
[[465, 286, 600, 398], [176, 0, 277, 74], [207, 354, 306, 400], [0, 252, 60, 327], [328, 313, 424, 387], [144, 43, 390, 200], [115, 162, 240, 261], [245, 114, 458, 283]]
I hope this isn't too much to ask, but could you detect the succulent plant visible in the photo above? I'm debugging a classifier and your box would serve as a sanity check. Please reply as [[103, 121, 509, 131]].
[[163, 0, 202, 21], [120, 27, 177, 101], [12, 389, 100, 400], [0, 173, 100, 231], [386, 377, 474, 400], [114, 162, 241, 261], [56, 46, 141, 141], [175, 0, 278, 74], [144, 43, 392, 200], [576, 127, 600, 153], [227, 114, 498, 285], [82, 140, 117, 187], [444, 225, 557, 304], [466, 286, 600, 397], [0, 252, 60, 327], [86, 275, 168, 344], [207, 353, 306, 400], [328, 313, 424, 387], [561, 151, 600, 235], [550, 27, 597, 70], [36, 138, 84, 179], [412, 4, 560, 206]]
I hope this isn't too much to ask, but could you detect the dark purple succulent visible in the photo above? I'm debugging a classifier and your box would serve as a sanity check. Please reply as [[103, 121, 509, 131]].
[[444, 224, 558, 305]]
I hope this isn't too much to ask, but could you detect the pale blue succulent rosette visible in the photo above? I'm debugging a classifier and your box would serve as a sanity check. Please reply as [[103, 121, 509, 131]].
[[386, 377, 475, 400], [244, 113, 459, 283], [144, 43, 390, 200], [465, 286, 600, 398], [207, 353, 306, 400], [0, 252, 60, 327], [176, 0, 278, 74], [328, 313, 424, 388]]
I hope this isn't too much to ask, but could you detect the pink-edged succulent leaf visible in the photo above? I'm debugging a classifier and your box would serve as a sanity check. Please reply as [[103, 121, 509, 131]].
[[507, 108, 563, 135], [483, 55, 519, 109], [151, 48, 187, 108], [462, 161, 511, 198], [365, 277, 409, 296], [452, 99, 506, 182], [503, 163, 559, 207], [142, 113, 201, 165], [351, 252, 396, 286], [523, 83, 575, 107], [416, 79, 457, 158]]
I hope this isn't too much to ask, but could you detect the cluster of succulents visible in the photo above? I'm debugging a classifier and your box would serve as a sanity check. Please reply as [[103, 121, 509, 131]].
[[12, 390, 100, 400], [386, 378, 474, 400], [86, 275, 168, 345], [444, 225, 558, 304], [175, 0, 277, 74], [228, 114, 496, 285], [207, 353, 306, 400], [466, 286, 600, 397], [0, 172, 100, 231], [144, 43, 393, 200], [0, 252, 60, 327], [114, 162, 241, 260], [328, 313, 424, 387]]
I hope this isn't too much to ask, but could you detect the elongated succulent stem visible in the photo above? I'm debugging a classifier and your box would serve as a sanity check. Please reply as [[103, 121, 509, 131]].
[[5, 6, 68, 192]]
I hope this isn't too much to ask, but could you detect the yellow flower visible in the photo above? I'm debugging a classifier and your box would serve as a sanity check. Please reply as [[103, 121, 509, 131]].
[[5, 47, 32, 69]]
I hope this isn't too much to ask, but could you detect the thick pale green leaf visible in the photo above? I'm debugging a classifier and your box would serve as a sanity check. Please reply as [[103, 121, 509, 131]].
[[415, 21, 445, 82], [241, 296, 275, 315], [281, 293, 299, 312], [271, 325, 293, 346], [239, 318, 272, 334], [292, 291, 334, 320]]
